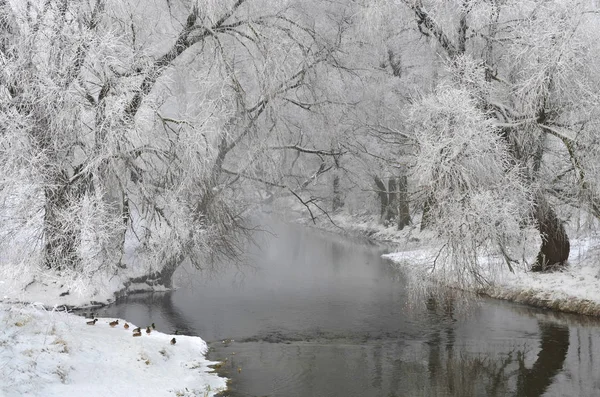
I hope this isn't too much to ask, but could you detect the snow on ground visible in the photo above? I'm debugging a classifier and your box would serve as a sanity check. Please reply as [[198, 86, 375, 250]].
[[483, 235, 600, 315], [0, 303, 227, 397], [0, 254, 170, 309], [382, 232, 600, 316]]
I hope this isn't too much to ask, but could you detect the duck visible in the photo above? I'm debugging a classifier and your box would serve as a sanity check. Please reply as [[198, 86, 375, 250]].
[[124, 323, 129, 329], [86, 318, 98, 325], [109, 320, 119, 327], [133, 331, 142, 337], [146, 326, 152, 334], [132, 327, 141, 333], [151, 323, 156, 330], [170, 337, 176, 345], [174, 330, 179, 335]]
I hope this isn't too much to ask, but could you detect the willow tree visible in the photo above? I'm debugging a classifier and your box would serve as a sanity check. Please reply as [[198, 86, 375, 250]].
[[356, 0, 600, 277], [0, 0, 344, 292], [411, 0, 600, 272], [408, 80, 533, 286]]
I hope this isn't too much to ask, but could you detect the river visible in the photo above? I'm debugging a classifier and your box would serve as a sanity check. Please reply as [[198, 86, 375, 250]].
[[97, 220, 600, 397]]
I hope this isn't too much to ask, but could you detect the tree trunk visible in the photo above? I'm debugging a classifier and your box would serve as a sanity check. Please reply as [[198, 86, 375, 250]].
[[43, 173, 79, 270], [332, 172, 343, 211], [387, 177, 398, 223], [374, 176, 388, 222], [154, 254, 184, 288], [421, 195, 434, 231], [531, 193, 570, 272], [116, 191, 129, 269], [397, 174, 411, 230], [125, 254, 183, 290]]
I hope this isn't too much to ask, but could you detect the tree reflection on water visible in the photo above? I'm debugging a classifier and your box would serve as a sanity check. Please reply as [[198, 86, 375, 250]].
[[420, 295, 569, 397], [516, 322, 569, 397]]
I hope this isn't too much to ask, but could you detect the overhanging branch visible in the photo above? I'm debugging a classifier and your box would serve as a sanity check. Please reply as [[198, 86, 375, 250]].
[[221, 168, 286, 188], [270, 145, 345, 156]]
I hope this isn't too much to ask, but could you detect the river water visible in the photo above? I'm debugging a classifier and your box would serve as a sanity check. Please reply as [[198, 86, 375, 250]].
[[98, 221, 600, 397]]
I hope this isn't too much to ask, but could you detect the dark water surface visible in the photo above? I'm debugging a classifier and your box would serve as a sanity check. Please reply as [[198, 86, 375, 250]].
[[98, 221, 600, 397]]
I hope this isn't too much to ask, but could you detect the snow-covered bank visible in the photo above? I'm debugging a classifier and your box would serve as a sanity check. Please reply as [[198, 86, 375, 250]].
[[0, 304, 227, 396], [0, 241, 228, 396], [294, 208, 600, 317], [0, 257, 172, 309], [384, 242, 600, 317]]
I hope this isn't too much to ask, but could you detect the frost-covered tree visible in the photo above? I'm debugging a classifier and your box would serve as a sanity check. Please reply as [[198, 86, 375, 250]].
[[0, 0, 345, 292], [287, 2, 429, 228], [356, 0, 600, 277], [408, 80, 533, 286]]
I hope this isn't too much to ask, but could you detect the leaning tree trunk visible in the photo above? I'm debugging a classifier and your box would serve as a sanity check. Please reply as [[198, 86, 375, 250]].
[[125, 254, 184, 290], [531, 193, 570, 272]]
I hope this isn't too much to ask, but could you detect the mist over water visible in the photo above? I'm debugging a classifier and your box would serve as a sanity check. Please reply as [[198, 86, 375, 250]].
[[99, 220, 600, 397]]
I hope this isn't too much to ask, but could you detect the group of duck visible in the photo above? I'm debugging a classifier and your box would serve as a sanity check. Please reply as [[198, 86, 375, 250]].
[[86, 318, 176, 345]]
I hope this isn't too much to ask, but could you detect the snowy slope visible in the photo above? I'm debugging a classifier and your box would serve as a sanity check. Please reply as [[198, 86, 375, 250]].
[[0, 304, 226, 397]]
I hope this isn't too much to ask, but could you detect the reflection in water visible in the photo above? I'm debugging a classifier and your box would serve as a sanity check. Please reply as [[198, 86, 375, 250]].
[[94, 292, 198, 336], [517, 322, 569, 397], [420, 296, 570, 397], [98, 220, 599, 397]]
